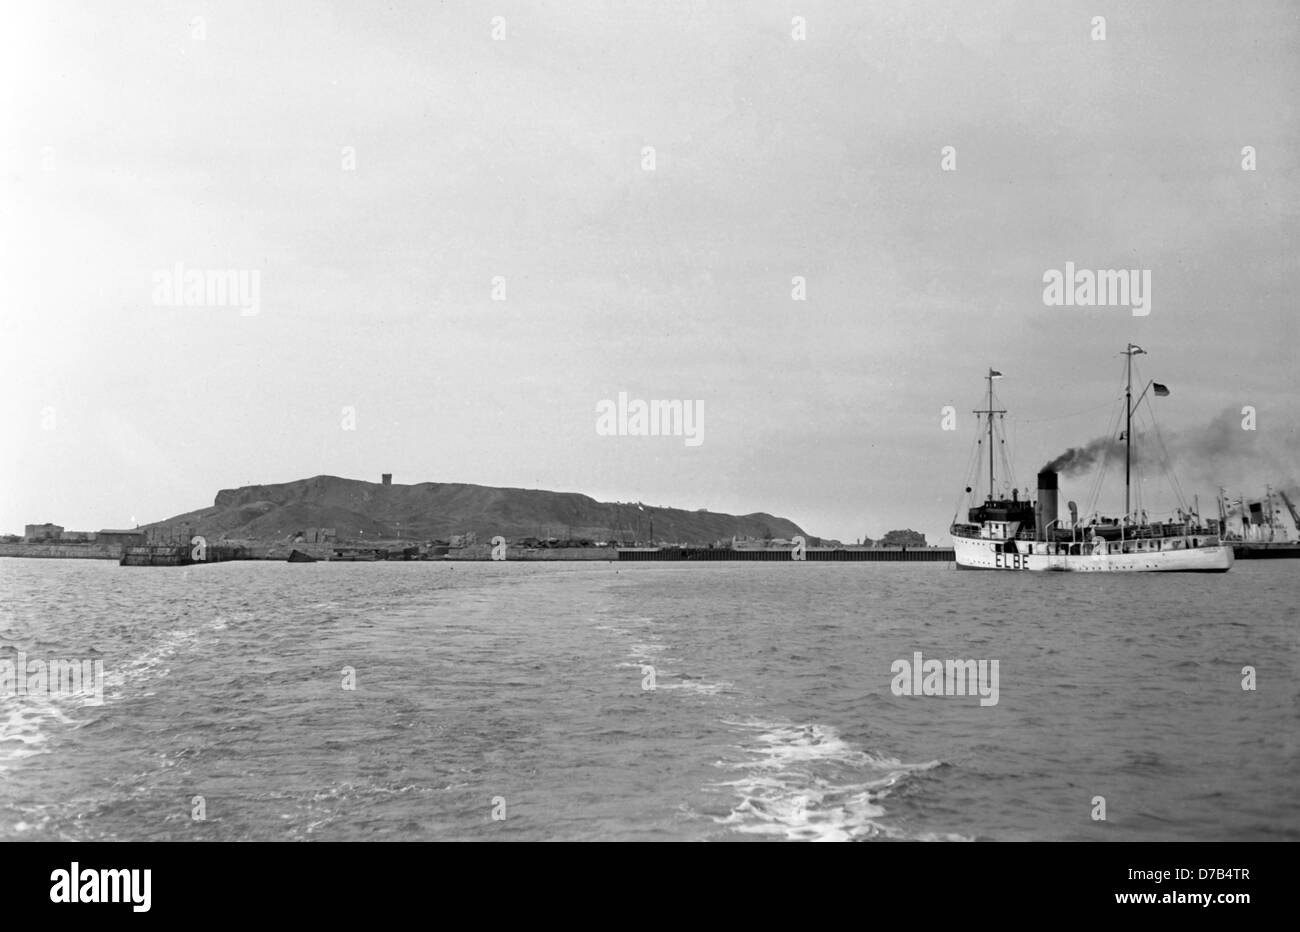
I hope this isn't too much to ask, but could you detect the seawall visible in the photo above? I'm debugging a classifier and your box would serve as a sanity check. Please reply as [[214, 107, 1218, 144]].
[[0, 543, 119, 560], [617, 547, 955, 562]]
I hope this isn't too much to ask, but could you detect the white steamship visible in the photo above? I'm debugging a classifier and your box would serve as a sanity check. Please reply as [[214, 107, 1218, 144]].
[[949, 346, 1232, 572]]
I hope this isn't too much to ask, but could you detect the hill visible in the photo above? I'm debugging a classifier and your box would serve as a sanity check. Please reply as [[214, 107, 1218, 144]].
[[144, 475, 808, 544]]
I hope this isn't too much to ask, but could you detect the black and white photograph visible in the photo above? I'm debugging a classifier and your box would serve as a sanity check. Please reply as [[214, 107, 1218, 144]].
[[1, 0, 1294, 911]]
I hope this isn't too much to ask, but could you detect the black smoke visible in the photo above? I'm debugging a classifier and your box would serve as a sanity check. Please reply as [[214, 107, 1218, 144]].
[[1171, 406, 1298, 500], [1041, 405, 1298, 491], [1043, 436, 1138, 476]]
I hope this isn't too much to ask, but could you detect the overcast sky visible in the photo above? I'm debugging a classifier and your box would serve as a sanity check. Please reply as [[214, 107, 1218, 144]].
[[3, 0, 1296, 543]]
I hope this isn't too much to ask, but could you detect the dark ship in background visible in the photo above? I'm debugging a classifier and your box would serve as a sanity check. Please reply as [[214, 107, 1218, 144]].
[[1218, 486, 1300, 558]]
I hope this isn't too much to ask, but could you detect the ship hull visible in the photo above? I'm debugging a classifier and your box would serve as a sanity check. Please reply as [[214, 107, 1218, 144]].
[[1232, 543, 1300, 559], [952, 534, 1233, 572]]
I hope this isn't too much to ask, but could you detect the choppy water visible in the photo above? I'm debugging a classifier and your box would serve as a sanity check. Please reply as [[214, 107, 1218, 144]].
[[1, 559, 1296, 841]]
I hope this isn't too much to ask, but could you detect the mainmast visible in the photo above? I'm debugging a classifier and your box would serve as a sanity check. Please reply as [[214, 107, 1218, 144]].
[[1125, 349, 1132, 518], [973, 369, 1005, 501]]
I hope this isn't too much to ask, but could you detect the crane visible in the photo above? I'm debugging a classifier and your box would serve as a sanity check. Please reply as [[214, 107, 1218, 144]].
[[1278, 489, 1300, 538]]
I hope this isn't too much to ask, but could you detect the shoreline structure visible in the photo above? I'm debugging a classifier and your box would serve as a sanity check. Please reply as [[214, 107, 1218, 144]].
[[3, 474, 942, 564], [0, 539, 956, 564]]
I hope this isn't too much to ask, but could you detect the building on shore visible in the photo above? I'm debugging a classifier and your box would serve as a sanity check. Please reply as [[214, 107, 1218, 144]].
[[24, 523, 64, 541]]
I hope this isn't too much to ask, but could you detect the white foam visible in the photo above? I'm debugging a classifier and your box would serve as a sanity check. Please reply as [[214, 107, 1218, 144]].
[[101, 627, 201, 700], [710, 720, 949, 842], [0, 693, 79, 770]]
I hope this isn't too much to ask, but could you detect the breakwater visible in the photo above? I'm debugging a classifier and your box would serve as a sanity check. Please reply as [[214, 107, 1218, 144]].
[[3, 542, 956, 563], [617, 547, 955, 562], [444, 546, 612, 561], [0, 543, 118, 560]]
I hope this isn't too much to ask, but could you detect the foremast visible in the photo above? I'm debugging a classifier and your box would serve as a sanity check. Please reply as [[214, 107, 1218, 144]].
[[973, 368, 1005, 501]]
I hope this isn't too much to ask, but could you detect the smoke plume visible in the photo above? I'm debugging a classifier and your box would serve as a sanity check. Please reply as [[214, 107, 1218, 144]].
[[1041, 405, 1298, 492], [1042, 437, 1140, 476]]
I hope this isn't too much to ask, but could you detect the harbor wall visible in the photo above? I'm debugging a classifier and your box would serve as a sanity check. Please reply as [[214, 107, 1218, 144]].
[[444, 545, 614, 561], [0, 542, 119, 559], [618, 547, 955, 562], [3, 541, 958, 563]]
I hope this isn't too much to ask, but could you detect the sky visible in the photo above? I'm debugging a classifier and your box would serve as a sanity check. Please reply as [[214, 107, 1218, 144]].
[[2, 0, 1297, 544]]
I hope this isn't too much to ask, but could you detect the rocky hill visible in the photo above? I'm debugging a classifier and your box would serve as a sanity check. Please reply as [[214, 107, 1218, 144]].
[[144, 475, 807, 544]]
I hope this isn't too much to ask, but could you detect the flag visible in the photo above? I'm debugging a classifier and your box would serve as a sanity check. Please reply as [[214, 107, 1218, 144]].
[[1152, 382, 1169, 396], [989, 370, 1003, 378]]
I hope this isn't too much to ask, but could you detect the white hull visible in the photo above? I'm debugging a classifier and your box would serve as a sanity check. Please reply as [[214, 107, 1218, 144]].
[[952, 534, 1233, 572]]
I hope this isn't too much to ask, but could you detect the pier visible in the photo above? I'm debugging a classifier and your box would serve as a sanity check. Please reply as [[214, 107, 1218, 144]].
[[120, 544, 250, 566]]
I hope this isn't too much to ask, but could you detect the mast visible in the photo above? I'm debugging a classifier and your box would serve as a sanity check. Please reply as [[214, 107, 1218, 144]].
[[989, 370, 995, 500], [1125, 347, 1132, 520], [973, 368, 1006, 501], [1122, 344, 1145, 522]]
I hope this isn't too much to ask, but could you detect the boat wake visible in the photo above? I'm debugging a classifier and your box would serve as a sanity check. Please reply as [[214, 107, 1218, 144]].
[[709, 720, 958, 841], [0, 700, 75, 774], [100, 626, 204, 701]]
